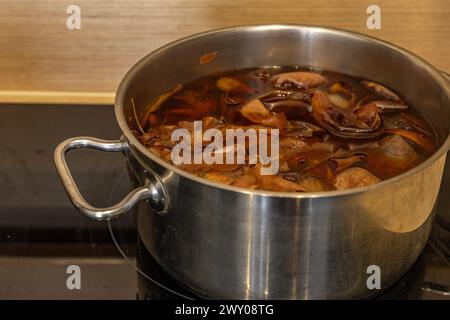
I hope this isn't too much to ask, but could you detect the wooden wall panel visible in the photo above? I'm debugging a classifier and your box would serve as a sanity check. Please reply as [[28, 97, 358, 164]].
[[0, 0, 448, 104]]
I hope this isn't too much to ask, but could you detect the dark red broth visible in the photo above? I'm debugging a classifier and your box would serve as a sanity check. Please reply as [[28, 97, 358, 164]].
[[133, 67, 437, 192]]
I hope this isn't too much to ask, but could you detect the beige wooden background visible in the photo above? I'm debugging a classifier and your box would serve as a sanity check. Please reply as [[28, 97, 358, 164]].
[[0, 0, 448, 104]]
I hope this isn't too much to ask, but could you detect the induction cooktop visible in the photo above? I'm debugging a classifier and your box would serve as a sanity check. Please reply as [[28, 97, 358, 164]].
[[0, 104, 449, 300]]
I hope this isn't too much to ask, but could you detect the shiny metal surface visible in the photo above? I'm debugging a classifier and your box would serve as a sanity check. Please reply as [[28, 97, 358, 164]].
[[58, 25, 450, 299], [437, 72, 450, 229], [54, 136, 165, 220]]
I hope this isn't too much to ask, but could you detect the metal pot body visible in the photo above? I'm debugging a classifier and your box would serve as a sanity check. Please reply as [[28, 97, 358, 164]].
[[55, 25, 450, 299], [127, 146, 445, 299]]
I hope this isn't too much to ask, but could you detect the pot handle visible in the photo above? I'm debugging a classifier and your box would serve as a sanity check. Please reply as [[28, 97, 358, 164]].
[[54, 137, 164, 221]]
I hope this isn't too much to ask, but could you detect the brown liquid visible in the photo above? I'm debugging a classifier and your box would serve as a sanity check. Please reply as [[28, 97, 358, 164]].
[[134, 66, 437, 192]]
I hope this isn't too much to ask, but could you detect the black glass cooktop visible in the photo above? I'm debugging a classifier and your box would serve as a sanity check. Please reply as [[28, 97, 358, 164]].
[[0, 104, 449, 299]]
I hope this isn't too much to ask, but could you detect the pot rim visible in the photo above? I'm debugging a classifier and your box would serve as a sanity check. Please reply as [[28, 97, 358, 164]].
[[115, 24, 450, 199]]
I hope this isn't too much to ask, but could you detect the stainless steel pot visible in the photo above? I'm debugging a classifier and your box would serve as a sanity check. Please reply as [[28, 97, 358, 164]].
[[55, 25, 450, 299]]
